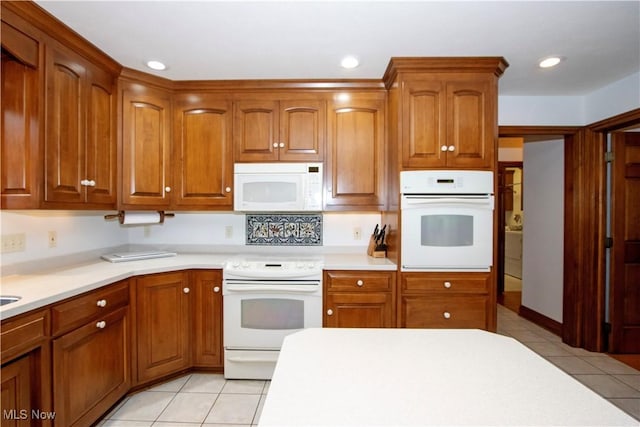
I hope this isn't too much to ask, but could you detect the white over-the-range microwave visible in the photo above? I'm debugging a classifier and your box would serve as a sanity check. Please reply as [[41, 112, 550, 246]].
[[234, 163, 323, 212]]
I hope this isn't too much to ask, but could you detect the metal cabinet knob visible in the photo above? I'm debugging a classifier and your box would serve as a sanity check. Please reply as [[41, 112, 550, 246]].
[[213, 286, 220, 293], [327, 309, 334, 316], [96, 299, 107, 307], [96, 321, 106, 329], [443, 312, 451, 319], [225, 187, 232, 193], [441, 145, 448, 152], [356, 280, 364, 287], [448, 145, 455, 152], [183, 287, 190, 294], [443, 282, 452, 289]]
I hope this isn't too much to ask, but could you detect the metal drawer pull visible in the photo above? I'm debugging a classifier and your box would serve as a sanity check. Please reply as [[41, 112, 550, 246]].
[[96, 299, 107, 307], [356, 280, 364, 287], [96, 321, 106, 329], [443, 312, 451, 319], [443, 282, 452, 289]]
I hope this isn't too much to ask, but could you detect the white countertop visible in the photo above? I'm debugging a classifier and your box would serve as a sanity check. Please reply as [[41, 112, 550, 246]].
[[260, 328, 639, 426], [0, 251, 396, 320]]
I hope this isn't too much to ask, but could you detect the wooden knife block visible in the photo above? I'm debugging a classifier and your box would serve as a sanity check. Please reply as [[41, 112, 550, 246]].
[[366, 234, 386, 258]]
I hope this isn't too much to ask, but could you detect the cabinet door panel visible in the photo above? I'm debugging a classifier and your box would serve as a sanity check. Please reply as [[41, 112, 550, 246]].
[[0, 355, 32, 427], [1, 48, 40, 208], [446, 78, 494, 168], [85, 65, 116, 205], [325, 293, 392, 328], [234, 100, 278, 161], [402, 79, 445, 167], [192, 270, 223, 367], [279, 100, 325, 161], [174, 98, 233, 208], [44, 46, 84, 203], [53, 306, 129, 427], [136, 272, 190, 382], [121, 89, 171, 207], [325, 94, 385, 209]]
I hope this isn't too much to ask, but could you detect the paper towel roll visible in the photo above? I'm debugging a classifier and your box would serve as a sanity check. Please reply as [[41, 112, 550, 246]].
[[120, 212, 162, 225]]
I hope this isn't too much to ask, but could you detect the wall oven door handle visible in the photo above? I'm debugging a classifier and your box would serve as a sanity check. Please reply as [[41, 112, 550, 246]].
[[402, 196, 494, 208]]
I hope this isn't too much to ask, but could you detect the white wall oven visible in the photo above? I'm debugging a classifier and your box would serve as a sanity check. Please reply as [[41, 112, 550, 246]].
[[401, 170, 494, 272], [222, 257, 323, 379]]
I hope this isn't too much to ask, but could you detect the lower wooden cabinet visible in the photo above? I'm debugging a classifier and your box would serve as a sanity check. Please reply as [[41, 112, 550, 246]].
[[134, 271, 191, 384], [51, 280, 130, 427], [192, 270, 223, 368], [399, 272, 494, 330], [324, 270, 395, 328], [0, 308, 52, 427], [52, 306, 129, 427]]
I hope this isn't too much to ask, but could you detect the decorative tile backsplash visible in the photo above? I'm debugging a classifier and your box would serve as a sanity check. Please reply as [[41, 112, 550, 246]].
[[246, 214, 322, 246]]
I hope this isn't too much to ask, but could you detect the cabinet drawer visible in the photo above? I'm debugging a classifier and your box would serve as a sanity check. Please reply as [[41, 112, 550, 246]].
[[400, 295, 488, 329], [52, 280, 129, 336], [401, 273, 490, 294], [325, 271, 395, 291], [1, 309, 50, 363]]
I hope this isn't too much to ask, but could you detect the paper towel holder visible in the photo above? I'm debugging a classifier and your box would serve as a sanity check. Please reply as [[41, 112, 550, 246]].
[[104, 210, 175, 224]]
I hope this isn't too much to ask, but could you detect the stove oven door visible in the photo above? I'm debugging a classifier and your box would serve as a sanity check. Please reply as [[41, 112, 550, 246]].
[[223, 283, 322, 350]]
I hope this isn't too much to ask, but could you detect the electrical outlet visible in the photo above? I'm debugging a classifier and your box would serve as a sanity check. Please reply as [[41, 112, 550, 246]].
[[353, 227, 362, 240], [1, 233, 26, 253], [48, 231, 57, 248], [225, 225, 233, 239]]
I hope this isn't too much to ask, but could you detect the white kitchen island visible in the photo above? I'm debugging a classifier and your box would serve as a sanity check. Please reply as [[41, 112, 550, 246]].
[[259, 328, 638, 426]]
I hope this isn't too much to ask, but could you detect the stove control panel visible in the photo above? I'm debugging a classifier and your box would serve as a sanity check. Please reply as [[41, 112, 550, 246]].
[[223, 257, 324, 278]]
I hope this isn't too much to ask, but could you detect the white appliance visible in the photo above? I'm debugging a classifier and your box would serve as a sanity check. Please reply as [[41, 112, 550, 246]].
[[401, 170, 494, 272], [222, 256, 323, 379], [234, 163, 323, 211]]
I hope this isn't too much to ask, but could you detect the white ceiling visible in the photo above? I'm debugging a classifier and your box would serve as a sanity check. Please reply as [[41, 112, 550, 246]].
[[34, 1, 640, 96]]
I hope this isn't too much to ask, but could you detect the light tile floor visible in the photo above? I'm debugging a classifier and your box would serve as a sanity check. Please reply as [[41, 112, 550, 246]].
[[97, 306, 640, 426]]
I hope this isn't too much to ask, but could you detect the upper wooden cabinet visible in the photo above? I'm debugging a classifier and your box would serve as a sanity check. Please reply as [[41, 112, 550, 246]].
[[173, 93, 234, 209], [234, 97, 325, 162], [384, 58, 507, 170], [1, 21, 41, 209], [325, 92, 386, 210], [44, 41, 117, 207], [119, 77, 173, 209]]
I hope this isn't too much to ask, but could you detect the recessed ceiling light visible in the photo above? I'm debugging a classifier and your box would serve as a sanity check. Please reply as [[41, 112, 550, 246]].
[[341, 56, 360, 69], [539, 56, 563, 68], [146, 60, 167, 71]]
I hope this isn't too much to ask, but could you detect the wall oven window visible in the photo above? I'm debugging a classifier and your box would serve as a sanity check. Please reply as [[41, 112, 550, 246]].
[[421, 214, 474, 246]]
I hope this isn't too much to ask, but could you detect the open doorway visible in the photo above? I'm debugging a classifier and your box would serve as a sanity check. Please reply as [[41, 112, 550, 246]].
[[497, 161, 523, 314]]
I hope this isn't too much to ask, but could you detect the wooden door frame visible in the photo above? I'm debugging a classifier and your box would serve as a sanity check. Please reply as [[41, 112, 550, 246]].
[[500, 108, 640, 352]]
